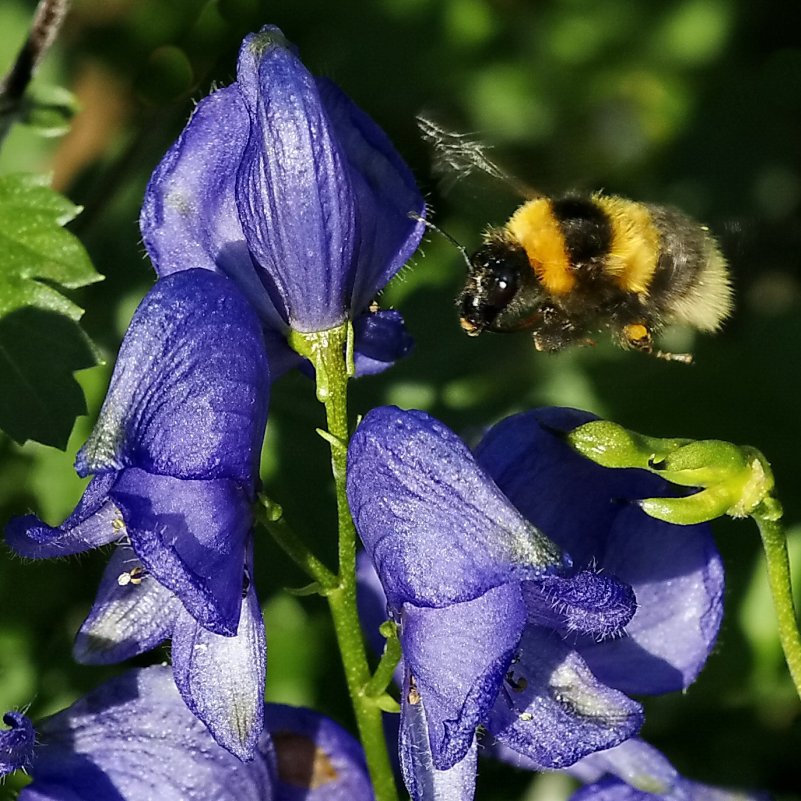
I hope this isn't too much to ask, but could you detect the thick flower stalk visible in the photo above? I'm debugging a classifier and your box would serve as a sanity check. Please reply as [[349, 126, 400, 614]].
[[6, 269, 270, 759], [348, 406, 724, 800], [141, 24, 425, 374], [0, 666, 374, 801]]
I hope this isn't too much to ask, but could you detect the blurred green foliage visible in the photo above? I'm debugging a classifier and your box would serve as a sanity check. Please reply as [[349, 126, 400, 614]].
[[1, 0, 800, 798]]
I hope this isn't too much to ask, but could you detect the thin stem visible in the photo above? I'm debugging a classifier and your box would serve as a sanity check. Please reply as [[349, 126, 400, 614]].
[[365, 623, 402, 699], [255, 497, 337, 589], [753, 501, 801, 700], [292, 324, 399, 801], [0, 0, 71, 145]]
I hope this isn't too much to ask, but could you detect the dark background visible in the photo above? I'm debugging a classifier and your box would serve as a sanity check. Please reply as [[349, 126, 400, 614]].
[[1, 0, 800, 798]]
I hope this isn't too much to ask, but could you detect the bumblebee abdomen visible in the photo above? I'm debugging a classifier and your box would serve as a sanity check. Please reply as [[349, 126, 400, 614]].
[[591, 195, 661, 294], [646, 204, 733, 331], [505, 194, 662, 298]]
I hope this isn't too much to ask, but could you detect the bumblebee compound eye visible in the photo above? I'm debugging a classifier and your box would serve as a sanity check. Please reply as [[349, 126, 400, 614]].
[[458, 244, 522, 334]]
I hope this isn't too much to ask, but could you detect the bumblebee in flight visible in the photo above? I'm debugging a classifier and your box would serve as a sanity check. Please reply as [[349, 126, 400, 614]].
[[418, 117, 733, 362]]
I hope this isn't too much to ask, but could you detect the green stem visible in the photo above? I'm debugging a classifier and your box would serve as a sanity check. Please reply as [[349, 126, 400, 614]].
[[291, 324, 399, 801], [753, 500, 801, 700], [256, 497, 337, 589], [365, 622, 402, 699]]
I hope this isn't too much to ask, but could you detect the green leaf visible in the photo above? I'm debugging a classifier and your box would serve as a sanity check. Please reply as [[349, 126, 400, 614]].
[[0, 173, 103, 448]]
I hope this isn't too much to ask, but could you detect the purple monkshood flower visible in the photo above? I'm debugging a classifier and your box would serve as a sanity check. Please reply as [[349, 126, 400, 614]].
[[0, 666, 374, 801], [141, 24, 424, 377], [5, 270, 270, 760], [348, 406, 724, 801]]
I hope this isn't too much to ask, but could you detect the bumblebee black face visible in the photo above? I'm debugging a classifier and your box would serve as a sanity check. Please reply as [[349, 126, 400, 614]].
[[458, 240, 536, 335]]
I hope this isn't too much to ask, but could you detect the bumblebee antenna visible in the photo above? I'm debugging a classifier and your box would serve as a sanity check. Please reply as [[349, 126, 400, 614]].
[[409, 211, 472, 270]]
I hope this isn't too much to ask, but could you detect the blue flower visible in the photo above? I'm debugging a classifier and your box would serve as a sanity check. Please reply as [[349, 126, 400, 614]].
[[0, 667, 374, 801], [5, 270, 270, 760], [141, 25, 425, 376], [348, 406, 724, 800]]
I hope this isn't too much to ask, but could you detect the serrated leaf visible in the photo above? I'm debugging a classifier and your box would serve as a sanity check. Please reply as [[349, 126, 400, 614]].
[[0, 173, 103, 448]]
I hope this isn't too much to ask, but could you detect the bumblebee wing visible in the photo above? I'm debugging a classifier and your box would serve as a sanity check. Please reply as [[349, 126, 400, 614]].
[[416, 115, 541, 199]]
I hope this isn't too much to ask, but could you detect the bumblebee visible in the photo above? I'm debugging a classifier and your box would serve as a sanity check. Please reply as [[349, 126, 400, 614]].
[[418, 118, 733, 362]]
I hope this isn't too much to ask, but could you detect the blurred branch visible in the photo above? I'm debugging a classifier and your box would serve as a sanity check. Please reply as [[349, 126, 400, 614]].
[[0, 0, 71, 145]]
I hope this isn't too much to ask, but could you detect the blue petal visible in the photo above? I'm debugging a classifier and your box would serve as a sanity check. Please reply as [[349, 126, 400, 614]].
[[234, 27, 357, 332], [486, 626, 643, 769], [0, 711, 35, 776], [171, 550, 265, 761], [401, 583, 527, 769], [524, 569, 636, 640], [352, 309, 413, 376], [5, 473, 121, 558], [567, 738, 680, 791], [570, 777, 770, 801], [475, 409, 723, 693], [567, 740, 770, 801], [347, 407, 565, 609], [73, 544, 180, 664], [76, 270, 270, 487], [577, 504, 724, 694], [315, 78, 425, 312], [23, 667, 274, 801], [110, 468, 251, 636], [265, 704, 374, 801], [399, 692, 477, 801], [140, 83, 287, 331]]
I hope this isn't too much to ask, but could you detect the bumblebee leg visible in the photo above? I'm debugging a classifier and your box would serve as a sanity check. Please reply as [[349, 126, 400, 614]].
[[622, 322, 694, 364]]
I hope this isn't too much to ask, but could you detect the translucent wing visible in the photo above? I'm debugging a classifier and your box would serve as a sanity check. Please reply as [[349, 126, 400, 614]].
[[416, 115, 541, 199]]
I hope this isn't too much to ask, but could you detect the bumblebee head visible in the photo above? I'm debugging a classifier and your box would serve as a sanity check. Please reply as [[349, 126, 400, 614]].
[[458, 240, 532, 335]]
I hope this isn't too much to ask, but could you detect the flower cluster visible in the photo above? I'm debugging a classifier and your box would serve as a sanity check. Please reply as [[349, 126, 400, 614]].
[[5, 23, 425, 764], [0, 18, 770, 801], [7, 269, 270, 758], [349, 406, 724, 797]]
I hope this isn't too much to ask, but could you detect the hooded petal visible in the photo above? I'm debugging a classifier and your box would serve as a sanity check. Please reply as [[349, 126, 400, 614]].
[[234, 27, 357, 332], [475, 408, 724, 693], [110, 468, 251, 636], [315, 78, 425, 311], [265, 704, 374, 801], [401, 583, 526, 769], [0, 712, 35, 776], [140, 84, 286, 331], [399, 693, 477, 801], [352, 309, 413, 376], [76, 270, 270, 487], [486, 627, 643, 770], [171, 552, 266, 761], [347, 407, 565, 609], [73, 544, 181, 664], [20, 667, 274, 801], [5, 473, 121, 559]]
